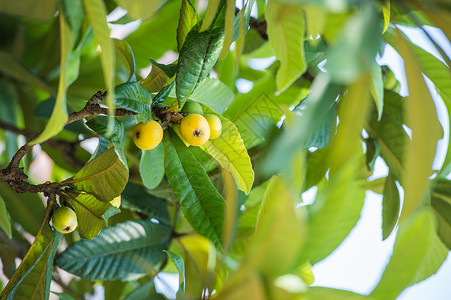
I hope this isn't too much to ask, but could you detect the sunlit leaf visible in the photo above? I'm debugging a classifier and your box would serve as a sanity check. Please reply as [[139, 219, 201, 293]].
[[431, 180, 451, 250], [382, 0, 390, 34], [266, 0, 307, 93], [200, 107, 254, 194], [199, 0, 221, 31], [177, 0, 199, 51], [114, 39, 136, 83], [114, 0, 164, 21], [382, 173, 400, 240]]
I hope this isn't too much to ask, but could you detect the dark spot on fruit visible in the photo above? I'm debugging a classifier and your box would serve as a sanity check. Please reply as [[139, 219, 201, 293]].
[[64, 226, 71, 231], [135, 130, 140, 139], [194, 130, 202, 137]]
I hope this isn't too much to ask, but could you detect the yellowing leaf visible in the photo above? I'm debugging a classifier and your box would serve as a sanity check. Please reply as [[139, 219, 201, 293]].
[[266, 0, 307, 93], [199, 0, 221, 32], [395, 30, 442, 221], [200, 108, 254, 194], [382, 0, 390, 34]]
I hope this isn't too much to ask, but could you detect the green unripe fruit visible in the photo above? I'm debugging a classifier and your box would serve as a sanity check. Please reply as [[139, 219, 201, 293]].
[[52, 207, 78, 234], [181, 100, 203, 115]]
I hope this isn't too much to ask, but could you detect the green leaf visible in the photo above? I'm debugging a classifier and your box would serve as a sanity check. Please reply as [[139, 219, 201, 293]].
[[140, 63, 173, 94], [171, 77, 234, 114], [0, 199, 58, 300], [219, 0, 235, 59], [176, 27, 225, 106], [115, 81, 153, 122], [114, 38, 136, 83], [395, 30, 442, 220], [382, 0, 390, 34], [266, 0, 307, 93], [165, 250, 185, 293], [64, 147, 129, 202], [164, 130, 225, 249], [121, 181, 170, 226], [177, 0, 199, 51], [123, 279, 156, 300], [32, 9, 76, 145], [365, 91, 407, 180], [65, 193, 119, 240], [382, 173, 400, 240], [113, 0, 164, 21], [0, 183, 45, 236], [56, 220, 171, 281], [200, 107, 254, 194], [82, 0, 115, 132], [371, 210, 448, 299], [369, 62, 384, 120], [199, 0, 221, 31], [85, 116, 127, 166], [0, 195, 11, 238], [242, 177, 306, 276], [140, 143, 165, 190], [431, 180, 451, 249]]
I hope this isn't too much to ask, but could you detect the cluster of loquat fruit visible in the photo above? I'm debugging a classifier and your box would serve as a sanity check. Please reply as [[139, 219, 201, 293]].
[[50, 101, 220, 234], [132, 100, 222, 150]]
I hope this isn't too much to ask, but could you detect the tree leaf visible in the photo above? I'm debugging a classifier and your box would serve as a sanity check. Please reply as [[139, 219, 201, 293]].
[[382, 172, 400, 240], [0, 195, 11, 238], [177, 0, 199, 51], [165, 250, 185, 293], [199, 0, 221, 31], [307, 287, 376, 300], [115, 81, 153, 122], [140, 61, 173, 94], [140, 143, 165, 190], [29, 10, 74, 145], [0, 0, 57, 22], [369, 62, 384, 120], [85, 116, 127, 166], [382, 0, 390, 34], [114, 38, 136, 83], [395, 30, 442, 220], [0, 199, 58, 300], [219, 0, 235, 59], [371, 210, 448, 299], [123, 279, 156, 300], [200, 107, 254, 194], [242, 177, 306, 276], [56, 220, 171, 281], [121, 181, 170, 226], [164, 130, 225, 249], [65, 193, 119, 240], [431, 180, 451, 250], [266, 0, 307, 93], [82, 0, 115, 132], [176, 27, 224, 106], [64, 147, 128, 202]]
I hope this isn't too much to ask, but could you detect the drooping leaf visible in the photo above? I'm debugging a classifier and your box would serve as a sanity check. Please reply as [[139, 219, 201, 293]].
[[200, 107, 254, 194], [56, 220, 171, 281], [177, 0, 199, 51], [371, 210, 448, 300], [369, 62, 384, 120], [82, 0, 115, 132], [0, 195, 11, 238], [382, 172, 400, 240], [176, 27, 225, 106], [85, 116, 127, 166], [64, 147, 128, 202], [219, 0, 235, 59], [164, 130, 225, 249], [121, 181, 170, 226], [114, 38, 136, 83], [0, 198, 58, 300], [395, 30, 442, 220], [140, 143, 165, 190], [266, 0, 307, 93], [65, 193, 119, 240], [30, 11, 74, 145]]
